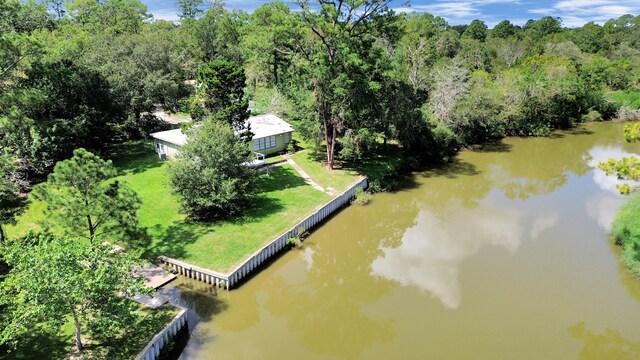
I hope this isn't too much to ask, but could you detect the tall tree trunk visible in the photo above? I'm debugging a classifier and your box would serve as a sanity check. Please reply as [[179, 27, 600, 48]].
[[86, 215, 95, 245], [328, 125, 336, 170], [71, 308, 83, 352]]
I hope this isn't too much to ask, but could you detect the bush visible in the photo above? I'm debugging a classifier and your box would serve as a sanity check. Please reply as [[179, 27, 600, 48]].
[[611, 191, 640, 276], [581, 110, 603, 122], [353, 187, 372, 205], [427, 122, 460, 162]]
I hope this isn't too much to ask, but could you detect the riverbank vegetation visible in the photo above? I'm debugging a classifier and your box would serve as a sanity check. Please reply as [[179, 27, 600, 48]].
[[2, 0, 640, 356], [611, 192, 640, 276]]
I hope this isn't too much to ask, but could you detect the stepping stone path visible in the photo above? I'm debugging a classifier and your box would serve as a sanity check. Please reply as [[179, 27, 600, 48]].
[[282, 154, 329, 194]]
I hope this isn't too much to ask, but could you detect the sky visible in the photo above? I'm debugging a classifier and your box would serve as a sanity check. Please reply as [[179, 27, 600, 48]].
[[146, 0, 640, 28]]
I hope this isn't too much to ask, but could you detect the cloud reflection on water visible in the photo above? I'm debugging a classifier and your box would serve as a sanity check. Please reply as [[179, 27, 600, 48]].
[[585, 145, 638, 194], [370, 205, 524, 309], [584, 145, 637, 231]]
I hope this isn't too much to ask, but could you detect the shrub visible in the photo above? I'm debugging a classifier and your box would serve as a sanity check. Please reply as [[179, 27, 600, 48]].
[[353, 187, 372, 205], [581, 110, 603, 122]]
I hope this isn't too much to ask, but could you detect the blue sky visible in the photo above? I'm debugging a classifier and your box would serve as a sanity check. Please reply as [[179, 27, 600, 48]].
[[146, 0, 640, 27]]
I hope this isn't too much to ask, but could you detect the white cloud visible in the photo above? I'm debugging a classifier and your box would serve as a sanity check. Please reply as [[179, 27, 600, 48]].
[[530, 0, 640, 26], [151, 8, 180, 22], [392, 0, 521, 23]]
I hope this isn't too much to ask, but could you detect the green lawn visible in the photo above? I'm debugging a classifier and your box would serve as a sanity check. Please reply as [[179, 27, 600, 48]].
[[1, 305, 178, 360], [8, 142, 331, 272], [290, 146, 404, 191], [290, 150, 360, 191]]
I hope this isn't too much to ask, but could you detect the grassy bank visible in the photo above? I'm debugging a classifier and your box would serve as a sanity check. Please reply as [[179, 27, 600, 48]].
[[1, 305, 178, 360], [607, 91, 640, 110], [7, 142, 340, 272], [611, 191, 640, 276], [7, 138, 402, 273]]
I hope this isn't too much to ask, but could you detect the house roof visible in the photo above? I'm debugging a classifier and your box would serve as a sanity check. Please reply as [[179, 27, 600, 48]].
[[248, 114, 294, 140], [149, 114, 294, 147], [149, 128, 188, 146]]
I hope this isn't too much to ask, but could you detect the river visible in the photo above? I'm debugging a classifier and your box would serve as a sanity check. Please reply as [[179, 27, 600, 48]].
[[164, 121, 640, 359]]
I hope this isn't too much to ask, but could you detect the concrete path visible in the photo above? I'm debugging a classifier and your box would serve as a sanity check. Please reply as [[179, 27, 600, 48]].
[[138, 265, 177, 289], [133, 265, 176, 308], [282, 154, 328, 193]]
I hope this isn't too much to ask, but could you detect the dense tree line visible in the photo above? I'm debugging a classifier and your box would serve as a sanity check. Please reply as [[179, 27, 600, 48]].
[[0, 0, 636, 220], [1, 1, 638, 181]]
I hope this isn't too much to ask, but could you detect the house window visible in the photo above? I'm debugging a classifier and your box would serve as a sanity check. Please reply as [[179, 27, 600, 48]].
[[284, 132, 291, 144], [253, 136, 276, 151]]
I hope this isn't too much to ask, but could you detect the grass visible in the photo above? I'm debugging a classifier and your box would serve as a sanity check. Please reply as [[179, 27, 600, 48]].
[[607, 91, 640, 110], [1, 304, 178, 360], [290, 144, 405, 192], [611, 191, 640, 276], [290, 150, 360, 191], [7, 139, 400, 272], [8, 142, 331, 272], [265, 154, 285, 164]]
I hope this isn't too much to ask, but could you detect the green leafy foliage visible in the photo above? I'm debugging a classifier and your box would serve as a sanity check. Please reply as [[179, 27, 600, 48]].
[[0, 233, 148, 353], [195, 60, 251, 139], [32, 148, 145, 247], [168, 120, 257, 220], [0, 155, 26, 243]]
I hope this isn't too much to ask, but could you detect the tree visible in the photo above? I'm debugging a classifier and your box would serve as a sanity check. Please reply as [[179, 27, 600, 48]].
[[2, 60, 121, 179], [242, 2, 304, 86], [194, 2, 247, 64], [195, 59, 251, 139], [33, 148, 145, 247], [168, 119, 256, 220], [0, 155, 26, 243], [0, 233, 147, 353], [491, 20, 517, 39], [81, 27, 190, 131], [524, 16, 563, 41], [429, 62, 469, 125], [295, 0, 394, 169], [463, 19, 487, 42], [177, 0, 203, 20]]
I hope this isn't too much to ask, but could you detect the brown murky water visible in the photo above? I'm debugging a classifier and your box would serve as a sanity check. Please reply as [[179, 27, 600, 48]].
[[167, 122, 640, 359]]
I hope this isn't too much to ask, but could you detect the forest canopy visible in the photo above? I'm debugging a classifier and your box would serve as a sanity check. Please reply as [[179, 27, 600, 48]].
[[0, 0, 638, 180]]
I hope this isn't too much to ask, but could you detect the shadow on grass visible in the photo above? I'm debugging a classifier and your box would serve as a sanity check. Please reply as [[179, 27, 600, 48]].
[[105, 141, 164, 176], [255, 165, 308, 193], [0, 325, 72, 360], [144, 221, 210, 261]]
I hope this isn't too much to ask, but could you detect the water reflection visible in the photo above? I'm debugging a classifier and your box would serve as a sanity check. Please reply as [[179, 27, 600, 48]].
[[173, 122, 640, 359], [371, 205, 523, 308], [585, 146, 639, 194], [569, 321, 640, 360]]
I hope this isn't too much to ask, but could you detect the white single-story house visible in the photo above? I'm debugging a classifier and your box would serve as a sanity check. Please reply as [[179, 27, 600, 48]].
[[150, 114, 294, 160]]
